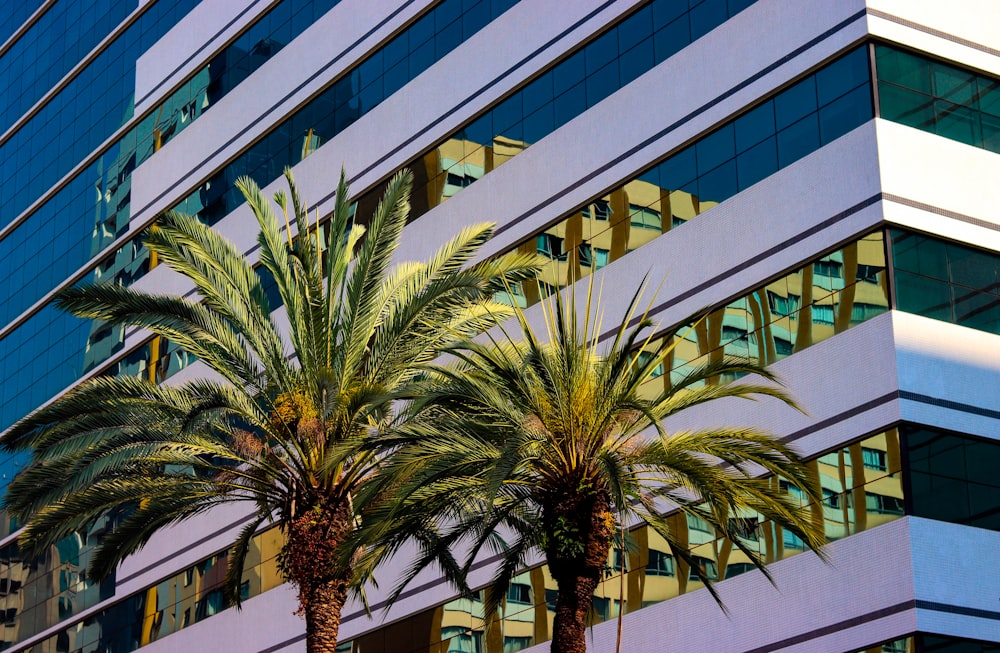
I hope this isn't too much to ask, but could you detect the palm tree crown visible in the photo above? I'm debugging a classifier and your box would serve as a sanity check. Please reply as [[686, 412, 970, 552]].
[[0, 169, 539, 653], [360, 280, 826, 653]]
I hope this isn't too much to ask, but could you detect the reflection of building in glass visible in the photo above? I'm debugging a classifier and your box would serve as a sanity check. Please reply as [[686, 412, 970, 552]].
[[3, 1, 1000, 652]]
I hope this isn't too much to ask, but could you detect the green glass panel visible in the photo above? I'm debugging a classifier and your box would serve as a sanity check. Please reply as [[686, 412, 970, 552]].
[[935, 100, 981, 147], [876, 45, 932, 94], [891, 231, 948, 279], [932, 61, 978, 105], [893, 270, 952, 321], [980, 79, 1000, 117], [947, 241, 998, 289], [952, 289, 1000, 334], [982, 111, 1000, 152], [878, 82, 934, 129]]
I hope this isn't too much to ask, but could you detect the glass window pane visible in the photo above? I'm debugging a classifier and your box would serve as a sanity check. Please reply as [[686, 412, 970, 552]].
[[697, 159, 738, 204], [893, 270, 953, 321], [878, 83, 935, 129], [696, 123, 735, 172], [735, 100, 775, 152], [818, 84, 872, 144], [736, 136, 777, 189], [775, 75, 817, 129], [934, 101, 981, 147], [876, 45, 932, 94], [816, 47, 869, 105], [776, 113, 820, 167]]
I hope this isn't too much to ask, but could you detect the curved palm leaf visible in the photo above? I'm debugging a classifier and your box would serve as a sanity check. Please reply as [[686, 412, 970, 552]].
[[1, 167, 540, 653], [359, 279, 826, 653]]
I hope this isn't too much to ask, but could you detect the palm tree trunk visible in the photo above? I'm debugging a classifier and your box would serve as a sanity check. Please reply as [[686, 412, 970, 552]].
[[304, 573, 349, 653], [545, 490, 614, 653], [281, 495, 353, 653], [550, 568, 603, 653]]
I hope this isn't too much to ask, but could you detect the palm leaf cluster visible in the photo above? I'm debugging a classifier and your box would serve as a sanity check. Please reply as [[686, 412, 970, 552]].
[[1, 169, 538, 652], [355, 280, 826, 652]]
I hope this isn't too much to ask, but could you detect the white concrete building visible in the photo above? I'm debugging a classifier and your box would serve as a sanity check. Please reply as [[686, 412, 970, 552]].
[[1, 1, 999, 651]]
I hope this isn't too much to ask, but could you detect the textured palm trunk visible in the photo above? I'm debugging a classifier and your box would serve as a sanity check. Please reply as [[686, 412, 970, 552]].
[[281, 495, 353, 653], [303, 573, 350, 653], [544, 490, 613, 653]]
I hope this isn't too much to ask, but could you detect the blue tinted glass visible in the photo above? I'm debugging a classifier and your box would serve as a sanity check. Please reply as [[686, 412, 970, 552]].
[[619, 37, 655, 87], [697, 159, 738, 202], [552, 80, 587, 126], [775, 76, 817, 129], [617, 5, 653, 53], [818, 84, 872, 144], [734, 100, 775, 152], [553, 50, 586, 96], [696, 123, 735, 171], [585, 30, 618, 74], [736, 136, 777, 188], [523, 71, 554, 115], [658, 146, 697, 189], [776, 113, 820, 167], [690, 0, 728, 40], [816, 47, 870, 105], [653, 15, 690, 63], [585, 61, 620, 108]]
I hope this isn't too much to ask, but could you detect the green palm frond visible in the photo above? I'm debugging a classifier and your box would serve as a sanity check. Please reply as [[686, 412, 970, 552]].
[[2, 165, 541, 636], [363, 277, 826, 632]]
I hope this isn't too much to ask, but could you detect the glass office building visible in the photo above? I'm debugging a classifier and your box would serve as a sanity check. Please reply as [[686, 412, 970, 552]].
[[1, 1, 999, 651]]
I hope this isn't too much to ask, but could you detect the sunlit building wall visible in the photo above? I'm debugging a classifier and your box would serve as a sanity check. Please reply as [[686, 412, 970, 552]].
[[1, 1, 1000, 652]]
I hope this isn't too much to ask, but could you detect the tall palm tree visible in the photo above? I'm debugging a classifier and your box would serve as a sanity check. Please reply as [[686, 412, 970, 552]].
[[358, 280, 826, 653], [0, 169, 539, 653]]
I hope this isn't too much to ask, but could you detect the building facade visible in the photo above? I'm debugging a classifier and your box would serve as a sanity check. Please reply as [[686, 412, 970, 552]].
[[1, 0, 999, 651]]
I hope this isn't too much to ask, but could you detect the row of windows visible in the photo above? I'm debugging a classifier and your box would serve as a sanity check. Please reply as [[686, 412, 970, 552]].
[[0, 0, 135, 138], [495, 46, 872, 308], [0, 0, 341, 328], [382, 0, 760, 225], [634, 231, 888, 392], [26, 423, 999, 653], [0, 0, 522, 440], [8, 527, 286, 652], [876, 44, 1000, 154], [0, 0, 200, 231], [2, 40, 999, 494], [76, 0, 751, 317], [0, 2, 41, 49]]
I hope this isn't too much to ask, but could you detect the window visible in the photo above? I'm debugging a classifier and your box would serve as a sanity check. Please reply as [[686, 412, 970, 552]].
[[636, 350, 665, 378], [612, 548, 628, 571], [729, 517, 759, 540], [866, 492, 904, 515], [823, 488, 842, 509], [766, 290, 800, 316], [813, 259, 843, 278], [592, 199, 612, 221], [861, 447, 887, 471], [647, 550, 675, 576], [545, 589, 558, 611], [506, 582, 531, 604], [536, 233, 565, 260], [686, 513, 712, 532], [629, 204, 662, 230], [578, 245, 610, 269], [503, 636, 532, 653], [688, 555, 719, 581], [724, 562, 756, 579], [443, 627, 482, 653]]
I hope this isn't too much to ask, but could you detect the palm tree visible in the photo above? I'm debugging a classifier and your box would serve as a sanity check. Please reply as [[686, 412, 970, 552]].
[[358, 280, 826, 653], [0, 169, 539, 653]]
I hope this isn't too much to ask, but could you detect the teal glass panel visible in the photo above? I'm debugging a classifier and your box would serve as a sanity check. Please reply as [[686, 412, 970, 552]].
[[893, 270, 953, 321], [876, 43, 1000, 153], [904, 426, 1000, 533]]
